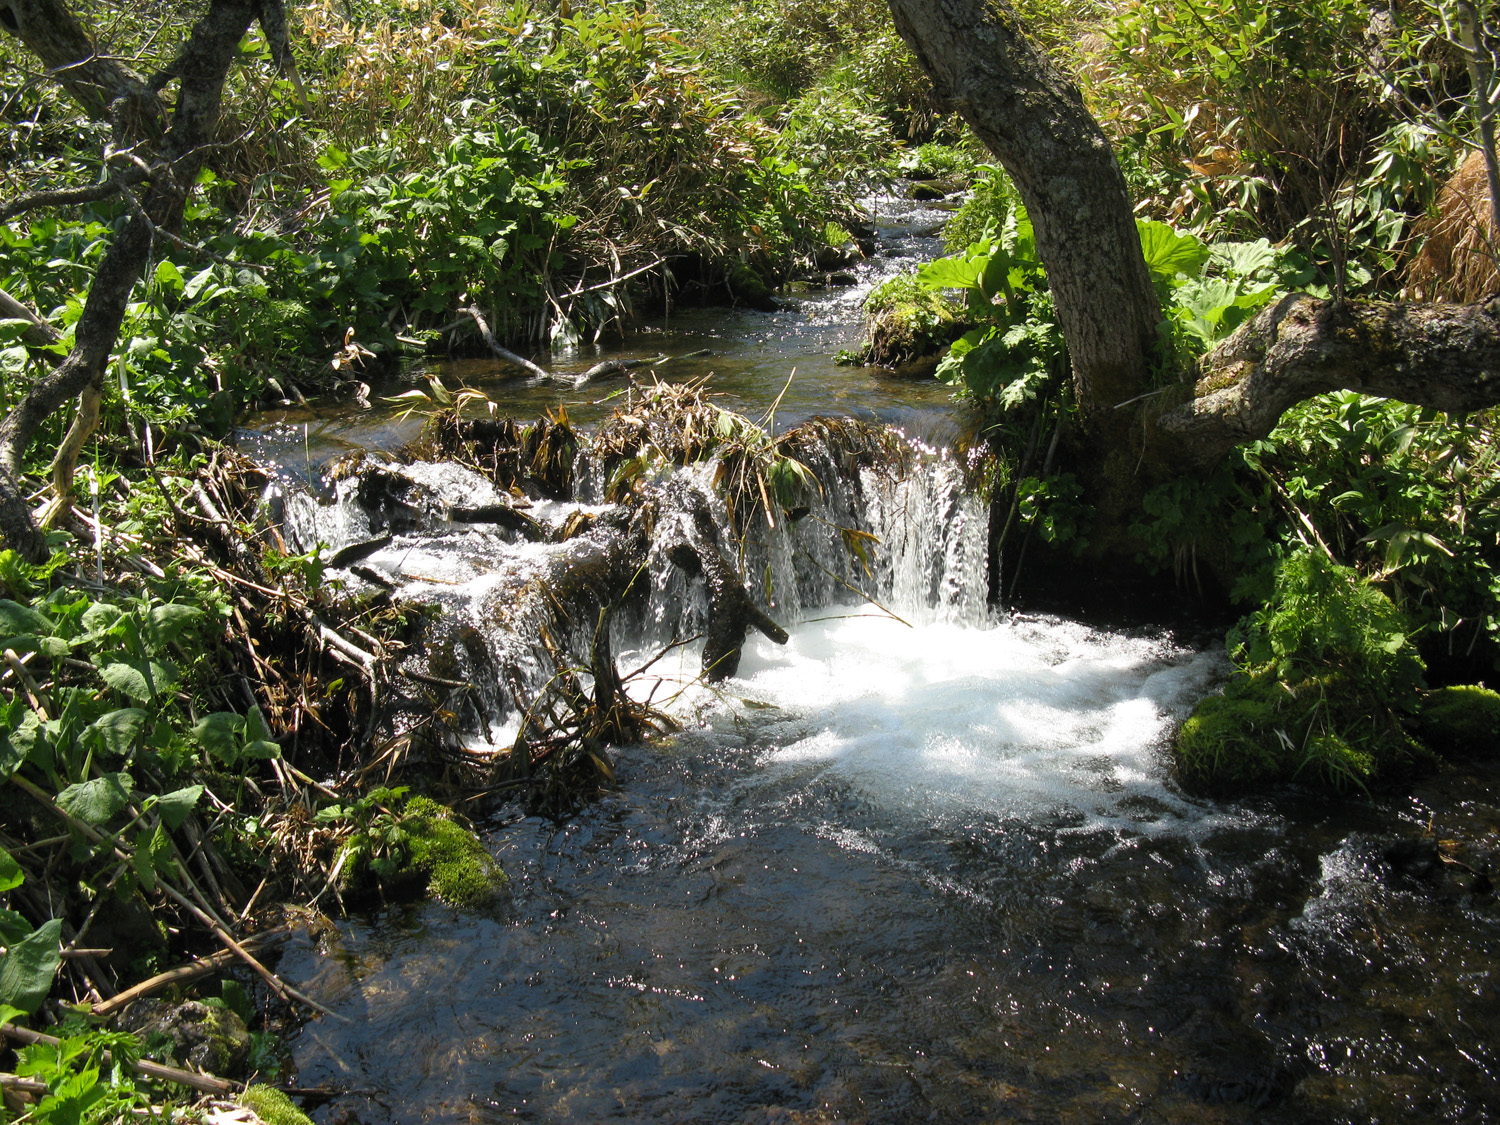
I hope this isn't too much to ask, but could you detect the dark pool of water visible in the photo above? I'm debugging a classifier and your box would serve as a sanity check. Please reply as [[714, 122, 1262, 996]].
[[277, 733, 1500, 1124]]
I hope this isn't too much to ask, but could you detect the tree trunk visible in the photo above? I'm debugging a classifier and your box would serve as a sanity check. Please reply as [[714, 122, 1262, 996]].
[[0, 0, 268, 559], [885, 0, 1163, 432], [0, 0, 160, 129]]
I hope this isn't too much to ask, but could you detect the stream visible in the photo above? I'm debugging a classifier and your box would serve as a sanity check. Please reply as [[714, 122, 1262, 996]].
[[243, 198, 1500, 1124]]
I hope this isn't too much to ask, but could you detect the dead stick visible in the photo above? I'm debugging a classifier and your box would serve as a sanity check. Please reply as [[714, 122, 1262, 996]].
[[91, 929, 289, 1017], [0, 1023, 236, 1095], [7, 775, 340, 1021], [459, 305, 548, 379]]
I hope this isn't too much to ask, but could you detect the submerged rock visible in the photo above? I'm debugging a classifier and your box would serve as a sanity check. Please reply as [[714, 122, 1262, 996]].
[[128, 999, 251, 1077]]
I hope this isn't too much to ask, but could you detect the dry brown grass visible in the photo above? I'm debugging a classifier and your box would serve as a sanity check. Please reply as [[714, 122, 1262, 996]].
[[1407, 148, 1500, 303]]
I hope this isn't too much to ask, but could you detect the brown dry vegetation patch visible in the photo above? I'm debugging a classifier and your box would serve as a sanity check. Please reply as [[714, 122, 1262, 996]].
[[1407, 149, 1500, 303]]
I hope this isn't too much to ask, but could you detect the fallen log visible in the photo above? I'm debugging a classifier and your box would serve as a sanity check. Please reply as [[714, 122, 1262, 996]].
[[663, 491, 788, 680]]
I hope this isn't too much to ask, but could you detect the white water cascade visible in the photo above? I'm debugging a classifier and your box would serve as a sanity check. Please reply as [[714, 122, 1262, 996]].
[[279, 425, 1223, 832]]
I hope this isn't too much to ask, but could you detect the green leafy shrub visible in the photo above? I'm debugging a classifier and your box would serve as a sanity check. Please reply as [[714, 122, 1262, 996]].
[[1, 1022, 155, 1125], [304, 128, 565, 354], [1098, 0, 1453, 290]]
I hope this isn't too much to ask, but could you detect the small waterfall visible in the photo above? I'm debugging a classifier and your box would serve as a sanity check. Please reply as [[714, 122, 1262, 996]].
[[275, 420, 997, 742], [274, 410, 1218, 824]]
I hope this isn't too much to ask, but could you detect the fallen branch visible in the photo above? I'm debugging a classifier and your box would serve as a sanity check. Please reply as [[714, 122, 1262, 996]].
[[90, 928, 291, 1018], [7, 773, 339, 1021], [574, 348, 712, 389], [459, 306, 548, 380], [0, 1023, 238, 1095], [1158, 294, 1500, 471], [0, 287, 62, 354]]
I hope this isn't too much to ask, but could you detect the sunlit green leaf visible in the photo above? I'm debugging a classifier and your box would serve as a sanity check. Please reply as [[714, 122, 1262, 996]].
[[0, 917, 61, 1015]]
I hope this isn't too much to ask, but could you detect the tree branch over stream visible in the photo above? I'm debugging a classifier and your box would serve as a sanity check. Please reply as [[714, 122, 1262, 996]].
[[1157, 294, 1500, 470]]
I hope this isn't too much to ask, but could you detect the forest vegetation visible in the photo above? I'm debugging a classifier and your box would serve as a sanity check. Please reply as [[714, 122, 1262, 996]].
[[0, 0, 1498, 1118]]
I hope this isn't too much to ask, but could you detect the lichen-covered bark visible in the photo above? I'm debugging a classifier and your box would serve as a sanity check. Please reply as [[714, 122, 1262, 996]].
[[885, 0, 1162, 428], [1156, 295, 1500, 470], [0, 0, 160, 127]]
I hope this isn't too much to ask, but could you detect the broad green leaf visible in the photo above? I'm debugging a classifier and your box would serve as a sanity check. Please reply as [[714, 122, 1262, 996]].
[[132, 832, 158, 893], [153, 260, 184, 290], [0, 907, 31, 945], [0, 845, 21, 892], [84, 708, 148, 756], [192, 712, 244, 764], [1210, 237, 1277, 279], [0, 917, 62, 1015], [80, 602, 125, 641], [0, 599, 51, 637], [1137, 220, 1210, 283], [0, 701, 40, 779], [56, 772, 132, 827], [917, 252, 988, 293], [143, 604, 203, 649], [152, 785, 203, 830], [98, 657, 178, 703]]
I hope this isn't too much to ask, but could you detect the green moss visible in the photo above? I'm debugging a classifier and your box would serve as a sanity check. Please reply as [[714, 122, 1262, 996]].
[[1418, 685, 1500, 757], [336, 793, 508, 910], [242, 1084, 315, 1125], [402, 796, 509, 909], [1175, 669, 1427, 796], [1175, 681, 1287, 792], [727, 262, 776, 309]]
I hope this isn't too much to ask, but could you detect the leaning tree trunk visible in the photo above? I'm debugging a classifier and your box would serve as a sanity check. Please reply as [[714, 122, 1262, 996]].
[[885, 0, 1163, 439], [0, 0, 279, 560]]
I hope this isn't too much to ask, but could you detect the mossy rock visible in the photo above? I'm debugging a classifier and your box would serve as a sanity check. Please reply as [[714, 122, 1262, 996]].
[[403, 796, 509, 909], [242, 1085, 315, 1125], [337, 794, 508, 910], [1174, 672, 1428, 796], [860, 274, 968, 367], [727, 262, 778, 311], [129, 999, 251, 1077], [1174, 688, 1287, 793], [1418, 685, 1500, 757]]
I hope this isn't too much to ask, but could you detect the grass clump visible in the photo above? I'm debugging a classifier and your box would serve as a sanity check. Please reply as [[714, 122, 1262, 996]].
[[1175, 548, 1432, 794]]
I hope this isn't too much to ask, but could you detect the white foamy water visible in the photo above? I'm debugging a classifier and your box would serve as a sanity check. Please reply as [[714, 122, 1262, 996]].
[[626, 605, 1226, 831]]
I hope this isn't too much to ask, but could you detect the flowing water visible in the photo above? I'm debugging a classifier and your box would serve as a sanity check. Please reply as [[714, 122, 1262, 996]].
[[244, 200, 1500, 1124]]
